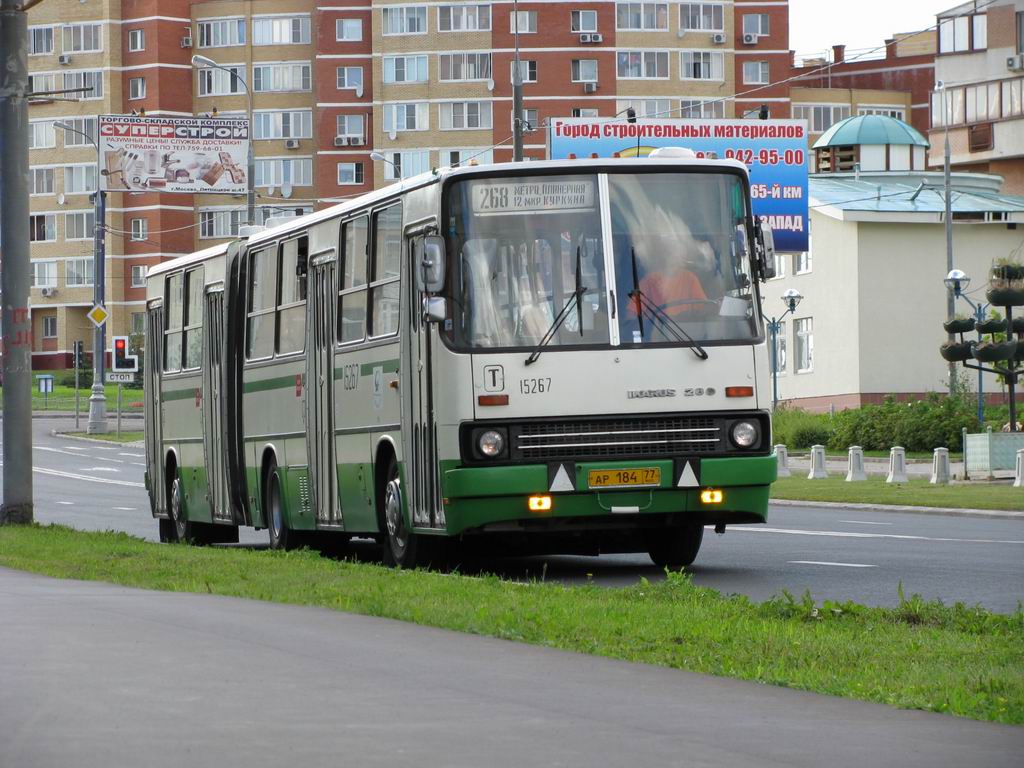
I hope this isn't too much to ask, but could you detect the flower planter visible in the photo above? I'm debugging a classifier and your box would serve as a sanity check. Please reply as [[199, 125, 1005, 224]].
[[986, 286, 1024, 307], [1012, 317, 1024, 335], [940, 341, 975, 362], [943, 317, 976, 334], [975, 317, 1007, 335], [973, 340, 1018, 363], [964, 429, 1024, 478], [991, 263, 1024, 282]]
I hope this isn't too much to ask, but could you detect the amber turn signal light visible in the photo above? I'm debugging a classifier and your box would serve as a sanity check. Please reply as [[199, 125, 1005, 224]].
[[528, 495, 552, 512], [700, 489, 724, 504]]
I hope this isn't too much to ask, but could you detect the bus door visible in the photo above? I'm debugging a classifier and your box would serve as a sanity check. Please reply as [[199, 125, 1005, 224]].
[[144, 304, 166, 515], [401, 230, 443, 529], [306, 249, 342, 528], [202, 288, 232, 523]]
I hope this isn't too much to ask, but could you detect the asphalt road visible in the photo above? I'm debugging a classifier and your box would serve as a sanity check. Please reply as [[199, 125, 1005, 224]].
[[4, 418, 1023, 612], [1, 566, 1021, 768]]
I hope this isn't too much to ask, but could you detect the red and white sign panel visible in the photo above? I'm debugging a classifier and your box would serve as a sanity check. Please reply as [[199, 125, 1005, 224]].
[[98, 115, 249, 194]]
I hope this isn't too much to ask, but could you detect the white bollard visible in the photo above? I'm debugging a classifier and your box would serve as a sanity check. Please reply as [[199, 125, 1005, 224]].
[[845, 446, 867, 482], [1014, 449, 1024, 488], [775, 444, 790, 477], [931, 448, 950, 485], [886, 446, 908, 484], [807, 444, 828, 480]]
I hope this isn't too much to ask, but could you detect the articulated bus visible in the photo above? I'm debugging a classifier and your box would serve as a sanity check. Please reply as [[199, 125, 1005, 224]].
[[144, 152, 779, 568]]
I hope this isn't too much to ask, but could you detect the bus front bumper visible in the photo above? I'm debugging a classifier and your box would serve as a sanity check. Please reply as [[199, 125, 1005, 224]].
[[438, 453, 777, 536]]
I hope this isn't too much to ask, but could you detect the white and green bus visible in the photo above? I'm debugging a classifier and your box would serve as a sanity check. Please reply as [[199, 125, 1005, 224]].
[[144, 153, 779, 567]]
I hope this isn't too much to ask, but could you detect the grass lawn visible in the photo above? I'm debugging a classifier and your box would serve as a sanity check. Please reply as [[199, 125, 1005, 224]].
[[64, 430, 144, 443], [0, 524, 1021, 724], [771, 475, 1024, 511], [0, 382, 144, 411]]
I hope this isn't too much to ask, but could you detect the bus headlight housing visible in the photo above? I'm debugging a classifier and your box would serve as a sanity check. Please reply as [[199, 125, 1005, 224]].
[[730, 421, 759, 449], [477, 429, 506, 458]]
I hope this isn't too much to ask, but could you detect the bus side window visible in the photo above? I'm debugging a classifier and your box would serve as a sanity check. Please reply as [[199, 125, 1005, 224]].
[[164, 272, 183, 372], [183, 266, 205, 370], [247, 246, 277, 360], [277, 237, 307, 355], [338, 216, 368, 343], [370, 202, 402, 337]]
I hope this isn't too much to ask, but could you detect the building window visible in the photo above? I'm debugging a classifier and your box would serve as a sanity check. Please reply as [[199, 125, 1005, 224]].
[[130, 218, 148, 241], [29, 26, 54, 55], [31, 167, 54, 195], [253, 110, 312, 140], [63, 70, 103, 99], [445, 148, 492, 166], [253, 63, 311, 92], [61, 117, 96, 147], [510, 10, 537, 33], [198, 64, 244, 96], [336, 18, 362, 41], [65, 257, 94, 287], [197, 18, 246, 48], [336, 66, 363, 90], [439, 52, 492, 81], [616, 3, 668, 31], [439, 4, 491, 31], [383, 6, 427, 35], [680, 99, 724, 118], [254, 158, 313, 188], [439, 101, 492, 130], [1003, 78, 1023, 118], [571, 59, 598, 83], [682, 51, 724, 80], [199, 209, 243, 239], [858, 106, 905, 120], [617, 51, 668, 79], [938, 12, 978, 54], [29, 120, 55, 149], [973, 13, 987, 49], [29, 73, 57, 97], [383, 150, 430, 180], [29, 213, 56, 242], [131, 312, 146, 335], [522, 108, 539, 131], [965, 82, 1001, 123], [43, 316, 57, 338], [771, 251, 785, 280], [512, 60, 537, 83], [128, 29, 145, 52], [64, 165, 97, 194], [572, 107, 599, 117], [31, 261, 57, 288], [253, 16, 310, 45], [617, 99, 670, 118], [62, 23, 102, 53], [795, 318, 813, 373], [680, 3, 723, 31], [337, 162, 365, 185], [571, 10, 598, 32], [795, 250, 811, 275], [1018, 12, 1024, 54], [772, 324, 786, 374], [336, 114, 365, 139], [383, 103, 428, 132], [131, 264, 148, 287], [65, 211, 95, 240], [793, 104, 850, 133], [384, 55, 428, 83], [742, 13, 769, 36], [129, 76, 146, 100], [742, 60, 769, 85]]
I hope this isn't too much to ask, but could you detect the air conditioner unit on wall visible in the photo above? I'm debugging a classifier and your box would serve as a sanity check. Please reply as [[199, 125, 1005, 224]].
[[591, 33, 603, 43], [743, 32, 758, 45], [580, 33, 592, 43], [58, 54, 71, 65], [334, 136, 349, 146], [1008, 54, 1024, 72], [180, 36, 192, 49], [583, 82, 597, 93], [350, 136, 364, 146], [41, 287, 57, 297], [285, 139, 300, 149], [712, 33, 726, 44]]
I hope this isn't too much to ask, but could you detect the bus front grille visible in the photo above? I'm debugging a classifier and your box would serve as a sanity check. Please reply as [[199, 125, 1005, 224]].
[[512, 417, 721, 461]]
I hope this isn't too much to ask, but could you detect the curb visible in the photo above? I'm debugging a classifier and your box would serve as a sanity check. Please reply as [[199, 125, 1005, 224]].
[[51, 429, 144, 447], [770, 498, 1024, 520]]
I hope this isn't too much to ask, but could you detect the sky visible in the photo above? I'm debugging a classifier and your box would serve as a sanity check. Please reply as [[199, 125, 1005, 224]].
[[789, 0, 953, 60]]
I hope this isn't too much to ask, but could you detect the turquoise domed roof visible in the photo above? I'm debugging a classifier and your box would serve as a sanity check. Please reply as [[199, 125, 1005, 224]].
[[811, 114, 930, 149]]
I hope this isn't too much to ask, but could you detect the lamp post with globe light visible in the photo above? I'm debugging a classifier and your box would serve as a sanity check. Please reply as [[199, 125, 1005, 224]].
[[766, 288, 802, 410]]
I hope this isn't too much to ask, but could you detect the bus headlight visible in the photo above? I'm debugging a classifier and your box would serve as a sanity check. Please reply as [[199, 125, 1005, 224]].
[[731, 421, 759, 448], [478, 429, 505, 458]]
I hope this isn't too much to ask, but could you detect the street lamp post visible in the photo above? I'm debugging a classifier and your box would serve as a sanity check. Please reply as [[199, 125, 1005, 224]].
[[55, 121, 106, 434], [191, 55, 255, 226], [945, 269, 989, 424], [938, 80, 956, 396], [766, 288, 803, 410]]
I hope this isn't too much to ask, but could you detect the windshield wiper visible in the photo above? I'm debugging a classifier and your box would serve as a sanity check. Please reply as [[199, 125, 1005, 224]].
[[629, 288, 709, 360], [524, 282, 589, 366]]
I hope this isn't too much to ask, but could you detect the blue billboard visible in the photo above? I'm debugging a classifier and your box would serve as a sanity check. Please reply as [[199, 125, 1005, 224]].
[[548, 118, 809, 253]]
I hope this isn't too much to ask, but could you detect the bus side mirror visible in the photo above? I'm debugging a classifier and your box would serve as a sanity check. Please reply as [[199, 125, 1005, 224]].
[[756, 222, 776, 281], [423, 296, 447, 323], [417, 236, 446, 293]]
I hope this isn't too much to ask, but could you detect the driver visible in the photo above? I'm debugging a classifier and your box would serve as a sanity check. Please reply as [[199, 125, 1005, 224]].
[[628, 236, 712, 319]]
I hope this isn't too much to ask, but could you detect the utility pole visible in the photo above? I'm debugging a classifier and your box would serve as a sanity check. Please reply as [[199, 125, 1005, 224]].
[[0, 0, 34, 524], [941, 80, 956, 397], [511, 0, 524, 161], [87, 188, 107, 433]]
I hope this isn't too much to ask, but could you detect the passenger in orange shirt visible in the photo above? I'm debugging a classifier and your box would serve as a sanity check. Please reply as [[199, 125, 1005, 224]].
[[626, 238, 715, 321]]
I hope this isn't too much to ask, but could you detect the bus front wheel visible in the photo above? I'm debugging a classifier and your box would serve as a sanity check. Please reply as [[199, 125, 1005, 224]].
[[266, 465, 297, 551], [647, 524, 704, 569], [380, 457, 420, 569]]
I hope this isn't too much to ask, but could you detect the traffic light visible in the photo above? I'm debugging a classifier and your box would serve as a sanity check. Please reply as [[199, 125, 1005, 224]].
[[111, 336, 139, 372]]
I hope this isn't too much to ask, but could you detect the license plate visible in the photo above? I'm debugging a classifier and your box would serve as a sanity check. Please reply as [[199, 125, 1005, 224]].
[[587, 467, 661, 489]]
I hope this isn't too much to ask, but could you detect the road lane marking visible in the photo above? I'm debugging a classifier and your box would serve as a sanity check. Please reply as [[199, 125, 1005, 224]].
[[789, 560, 877, 568], [118, 452, 144, 458], [28, 465, 144, 488], [131, 462, 146, 467], [37, 446, 127, 465], [732, 526, 1024, 545], [839, 520, 892, 526], [61, 446, 86, 451], [55, 501, 74, 506], [113, 507, 136, 511], [84, 467, 120, 473]]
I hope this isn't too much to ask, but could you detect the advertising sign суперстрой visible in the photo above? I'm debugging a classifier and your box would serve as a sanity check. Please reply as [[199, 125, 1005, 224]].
[[548, 118, 809, 252], [98, 115, 249, 194]]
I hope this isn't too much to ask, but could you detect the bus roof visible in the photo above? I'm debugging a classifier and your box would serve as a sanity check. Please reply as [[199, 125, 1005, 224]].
[[148, 155, 750, 278]]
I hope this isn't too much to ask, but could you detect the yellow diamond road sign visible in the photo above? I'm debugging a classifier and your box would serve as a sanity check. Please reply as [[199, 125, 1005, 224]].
[[87, 304, 109, 328]]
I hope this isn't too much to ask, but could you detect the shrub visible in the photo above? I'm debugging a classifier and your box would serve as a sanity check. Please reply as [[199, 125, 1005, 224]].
[[828, 393, 978, 452], [772, 408, 833, 448]]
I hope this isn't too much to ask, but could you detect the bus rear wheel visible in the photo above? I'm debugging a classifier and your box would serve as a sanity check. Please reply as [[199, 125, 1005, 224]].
[[647, 524, 704, 569], [380, 456, 422, 569], [266, 465, 298, 551]]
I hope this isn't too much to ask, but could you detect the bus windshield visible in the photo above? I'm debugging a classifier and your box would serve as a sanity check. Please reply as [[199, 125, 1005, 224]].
[[443, 170, 758, 351]]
